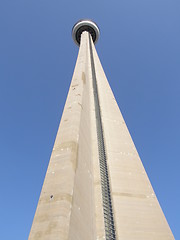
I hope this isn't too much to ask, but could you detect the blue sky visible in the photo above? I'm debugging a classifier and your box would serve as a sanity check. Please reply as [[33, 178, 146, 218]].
[[0, 0, 179, 239]]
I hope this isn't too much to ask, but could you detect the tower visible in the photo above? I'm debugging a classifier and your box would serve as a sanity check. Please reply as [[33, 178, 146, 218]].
[[29, 20, 174, 240]]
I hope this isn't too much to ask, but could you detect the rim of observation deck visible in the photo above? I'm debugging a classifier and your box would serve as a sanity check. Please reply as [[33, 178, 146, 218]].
[[72, 19, 100, 46]]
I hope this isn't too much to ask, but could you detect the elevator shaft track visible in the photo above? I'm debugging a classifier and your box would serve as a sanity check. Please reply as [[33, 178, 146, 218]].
[[89, 34, 116, 240]]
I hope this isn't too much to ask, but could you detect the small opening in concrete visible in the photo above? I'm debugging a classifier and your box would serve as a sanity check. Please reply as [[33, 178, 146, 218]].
[[50, 195, 53, 199]]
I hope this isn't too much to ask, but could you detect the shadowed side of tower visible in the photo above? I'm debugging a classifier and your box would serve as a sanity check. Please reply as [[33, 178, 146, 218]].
[[29, 20, 174, 240]]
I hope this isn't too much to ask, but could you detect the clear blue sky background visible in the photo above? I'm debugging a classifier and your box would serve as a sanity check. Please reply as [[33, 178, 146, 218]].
[[0, 0, 179, 239]]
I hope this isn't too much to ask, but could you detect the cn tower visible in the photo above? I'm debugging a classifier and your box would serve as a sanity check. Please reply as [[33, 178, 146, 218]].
[[29, 20, 174, 240]]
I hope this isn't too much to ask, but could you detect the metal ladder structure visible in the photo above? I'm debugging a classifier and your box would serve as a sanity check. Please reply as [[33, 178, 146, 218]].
[[89, 34, 116, 240]]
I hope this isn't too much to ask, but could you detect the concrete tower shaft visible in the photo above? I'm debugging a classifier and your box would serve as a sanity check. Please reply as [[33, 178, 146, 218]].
[[29, 21, 174, 240]]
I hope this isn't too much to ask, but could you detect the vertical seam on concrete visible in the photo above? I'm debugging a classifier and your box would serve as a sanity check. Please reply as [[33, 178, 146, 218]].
[[67, 36, 86, 240], [88, 33, 116, 240]]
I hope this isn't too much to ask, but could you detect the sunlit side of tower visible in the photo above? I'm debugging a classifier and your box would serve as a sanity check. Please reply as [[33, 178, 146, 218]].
[[29, 20, 174, 240]]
